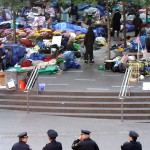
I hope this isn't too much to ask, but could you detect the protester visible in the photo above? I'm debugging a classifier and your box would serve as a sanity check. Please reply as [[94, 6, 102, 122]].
[[132, 13, 143, 37], [71, 130, 99, 150], [11, 132, 31, 150], [0, 42, 7, 71], [69, 4, 78, 24], [121, 130, 142, 150], [84, 26, 95, 63], [111, 9, 121, 38], [42, 129, 62, 150], [66, 37, 78, 51], [145, 37, 150, 53]]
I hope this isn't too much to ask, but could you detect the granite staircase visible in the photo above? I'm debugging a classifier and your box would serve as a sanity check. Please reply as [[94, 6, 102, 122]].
[[0, 90, 150, 120]]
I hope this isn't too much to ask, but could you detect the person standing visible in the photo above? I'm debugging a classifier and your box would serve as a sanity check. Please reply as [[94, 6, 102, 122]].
[[132, 13, 143, 37], [121, 130, 142, 150], [0, 42, 7, 71], [111, 9, 121, 37], [84, 27, 95, 63], [42, 129, 62, 150], [69, 4, 78, 24], [71, 130, 99, 150], [11, 132, 31, 150]]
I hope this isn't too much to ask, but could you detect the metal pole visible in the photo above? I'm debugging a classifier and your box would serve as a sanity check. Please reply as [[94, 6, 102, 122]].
[[27, 91, 29, 114], [121, 98, 124, 122], [37, 75, 39, 95]]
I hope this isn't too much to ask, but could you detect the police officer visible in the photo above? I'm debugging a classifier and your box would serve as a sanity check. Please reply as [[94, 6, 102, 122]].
[[71, 130, 99, 150], [11, 132, 31, 150], [121, 130, 142, 150], [42, 129, 62, 150]]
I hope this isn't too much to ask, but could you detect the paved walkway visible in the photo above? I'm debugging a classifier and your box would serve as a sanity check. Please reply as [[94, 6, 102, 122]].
[[33, 31, 149, 93], [0, 109, 149, 150], [1, 32, 150, 150]]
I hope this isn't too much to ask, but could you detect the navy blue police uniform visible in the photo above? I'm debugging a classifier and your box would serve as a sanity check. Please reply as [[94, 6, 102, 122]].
[[11, 132, 31, 150], [72, 130, 99, 150], [42, 129, 62, 150], [121, 131, 142, 150]]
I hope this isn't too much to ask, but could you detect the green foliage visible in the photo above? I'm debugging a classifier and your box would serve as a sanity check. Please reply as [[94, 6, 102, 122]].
[[133, 0, 150, 7], [0, 0, 28, 11], [58, 0, 98, 6]]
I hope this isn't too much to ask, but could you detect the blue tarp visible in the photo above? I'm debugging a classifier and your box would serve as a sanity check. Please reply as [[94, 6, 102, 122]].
[[4, 44, 27, 66], [52, 22, 87, 33], [78, 4, 106, 15], [52, 22, 105, 36], [28, 52, 45, 61], [126, 24, 135, 32]]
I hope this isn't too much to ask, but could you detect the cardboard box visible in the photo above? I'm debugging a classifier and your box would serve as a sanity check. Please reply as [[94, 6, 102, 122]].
[[0, 72, 6, 86]]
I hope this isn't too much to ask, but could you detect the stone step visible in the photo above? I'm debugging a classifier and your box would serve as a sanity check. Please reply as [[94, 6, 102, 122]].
[[0, 99, 150, 108], [1, 90, 150, 96], [0, 90, 150, 120], [0, 108, 150, 120], [0, 105, 150, 114]]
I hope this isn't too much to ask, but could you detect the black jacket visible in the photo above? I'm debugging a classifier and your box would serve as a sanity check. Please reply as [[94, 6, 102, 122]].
[[72, 138, 99, 150], [11, 141, 31, 150], [0, 48, 5, 62], [42, 140, 62, 150], [121, 141, 142, 150], [84, 28, 95, 46], [132, 17, 143, 30], [112, 11, 122, 30]]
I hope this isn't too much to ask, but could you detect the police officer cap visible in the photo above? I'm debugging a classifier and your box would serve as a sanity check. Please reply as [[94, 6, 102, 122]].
[[18, 132, 28, 138], [47, 129, 58, 138], [129, 131, 139, 138], [81, 130, 91, 135]]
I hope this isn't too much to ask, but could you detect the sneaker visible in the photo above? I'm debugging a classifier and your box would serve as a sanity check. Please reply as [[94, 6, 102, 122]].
[[89, 60, 95, 63], [84, 60, 88, 63]]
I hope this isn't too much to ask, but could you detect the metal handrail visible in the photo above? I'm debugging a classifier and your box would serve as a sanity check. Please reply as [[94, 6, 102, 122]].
[[119, 67, 132, 99], [119, 67, 132, 122]]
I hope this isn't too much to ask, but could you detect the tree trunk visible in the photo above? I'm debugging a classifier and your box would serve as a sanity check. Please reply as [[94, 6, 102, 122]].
[[106, 0, 110, 60], [123, 1, 127, 48], [13, 11, 16, 43], [146, 6, 148, 26]]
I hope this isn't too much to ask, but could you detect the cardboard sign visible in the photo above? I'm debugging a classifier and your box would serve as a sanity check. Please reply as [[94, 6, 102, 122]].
[[52, 36, 62, 47], [143, 82, 150, 90]]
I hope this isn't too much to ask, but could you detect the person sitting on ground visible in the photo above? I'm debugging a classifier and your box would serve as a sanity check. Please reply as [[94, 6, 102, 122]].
[[66, 36, 81, 58], [66, 37, 78, 51]]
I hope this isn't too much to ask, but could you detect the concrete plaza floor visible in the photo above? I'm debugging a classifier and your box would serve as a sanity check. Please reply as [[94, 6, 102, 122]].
[[1, 32, 150, 150], [0, 109, 149, 150]]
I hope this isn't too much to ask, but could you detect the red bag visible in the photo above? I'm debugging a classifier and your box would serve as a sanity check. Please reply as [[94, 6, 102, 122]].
[[20, 39, 35, 47], [21, 60, 32, 67]]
